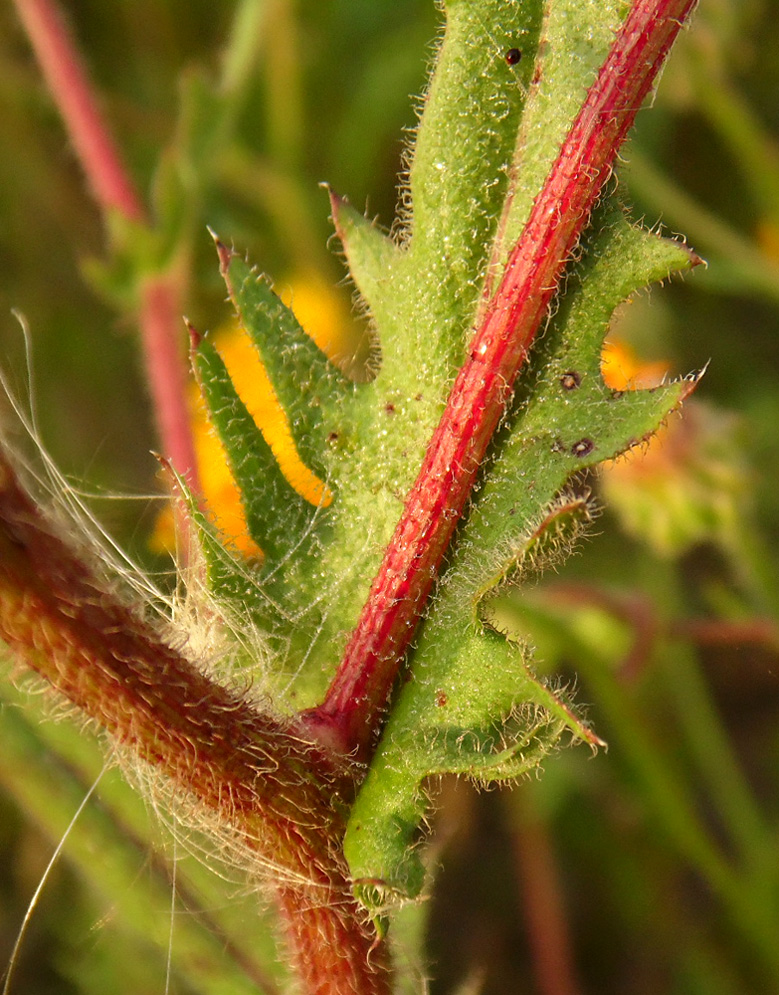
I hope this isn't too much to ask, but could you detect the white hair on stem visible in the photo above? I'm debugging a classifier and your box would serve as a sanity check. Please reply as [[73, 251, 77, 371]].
[[1, 762, 109, 995]]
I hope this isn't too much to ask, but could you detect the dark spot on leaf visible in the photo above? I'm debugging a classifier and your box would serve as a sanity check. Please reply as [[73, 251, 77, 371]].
[[505, 48, 522, 66], [571, 438, 594, 457], [435, 690, 448, 707], [414, 393, 423, 402], [385, 403, 396, 414], [327, 431, 339, 443], [560, 371, 581, 390]]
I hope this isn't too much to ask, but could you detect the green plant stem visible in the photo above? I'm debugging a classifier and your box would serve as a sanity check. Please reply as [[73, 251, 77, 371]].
[[545, 573, 773, 886], [659, 638, 777, 880], [12, 0, 200, 494], [625, 151, 779, 303], [221, 0, 268, 100], [640, 559, 776, 892], [305, 0, 699, 761], [566, 624, 779, 977], [536, 574, 778, 954], [263, 0, 303, 174], [217, 147, 324, 272], [723, 515, 779, 620], [687, 51, 779, 226]]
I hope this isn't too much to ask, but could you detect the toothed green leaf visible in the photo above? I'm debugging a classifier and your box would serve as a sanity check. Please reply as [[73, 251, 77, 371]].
[[217, 245, 355, 474], [346, 626, 571, 907], [160, 461, 282, 642], [192, 336, 322, 568], [452, 200, 699, 601], [329, 195, 401, 323]]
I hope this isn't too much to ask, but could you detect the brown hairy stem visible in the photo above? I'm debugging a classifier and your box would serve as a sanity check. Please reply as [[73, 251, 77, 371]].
[[0, 452, 390, 995], [303, 0, 699, 761]]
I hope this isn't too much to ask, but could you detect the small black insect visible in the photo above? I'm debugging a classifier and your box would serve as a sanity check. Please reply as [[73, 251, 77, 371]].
[[505, 48, 522, 66]]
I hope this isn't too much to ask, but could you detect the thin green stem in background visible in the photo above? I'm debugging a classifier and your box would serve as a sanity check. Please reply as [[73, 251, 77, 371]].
[[263, 0, 304, 176], [580, 640, 779, 978], [640, 555, 779, 908], [221, 0, 268, 100], [625, 151, 779, 303], [687, 51, 779, 228], [517, 587, 779, 984], [1, 748, 106, 995]]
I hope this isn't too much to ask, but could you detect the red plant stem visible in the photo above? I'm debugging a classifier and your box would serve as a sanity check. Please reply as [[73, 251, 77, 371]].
[[0, 452, 390, 995], [13, 0, 144, 222], [512, 793, 582, 995], [12, 0, 200, 492], [304, 0, 698, 759], [138, 275, 201, 492]]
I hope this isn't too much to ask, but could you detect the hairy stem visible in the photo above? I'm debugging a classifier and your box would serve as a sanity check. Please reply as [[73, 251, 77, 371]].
[[138, 274, 201, 492], [303, 0, 699, 760], [0, 452, 389, 995], [12, 0, 200, 492], [12, 0, 144, 221]]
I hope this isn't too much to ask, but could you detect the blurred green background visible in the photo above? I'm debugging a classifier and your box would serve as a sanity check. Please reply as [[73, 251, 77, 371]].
[[1, 1, 779, 993]]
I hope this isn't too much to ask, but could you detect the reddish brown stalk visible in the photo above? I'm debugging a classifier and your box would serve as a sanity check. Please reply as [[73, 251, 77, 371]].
[[12, 0, 144, 221], [12, 0, 200, 492], [511, 793, 582, 995], [0, 453, 390, 995], [304, 0, 698, 759], [138, 274, 201, 493]]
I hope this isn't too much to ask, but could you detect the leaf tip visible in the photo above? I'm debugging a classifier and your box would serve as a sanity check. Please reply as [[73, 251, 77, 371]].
[[184, 317, 202, 351], [679, 368, 705, 402], [326, 185, 350, 236], [208, 226, 235, 276]]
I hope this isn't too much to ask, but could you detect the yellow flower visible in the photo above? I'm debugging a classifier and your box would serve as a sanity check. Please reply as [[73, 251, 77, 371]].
[[152, 271, 357, 557], [601, 339, 670, 392], [600, 338, 672, 475]]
